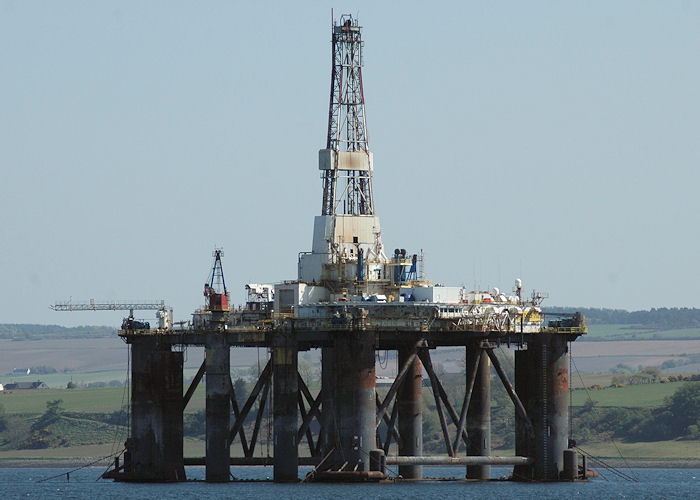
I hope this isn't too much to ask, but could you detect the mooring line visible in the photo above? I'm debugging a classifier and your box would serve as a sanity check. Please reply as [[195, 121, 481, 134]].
[[96, 448, 126, 482], [575, 446, 638, 482], [302, 447, 335, 482], [35, 448, 125, 483], [570, 355, 639, 482], [109, 360, 130, 459]]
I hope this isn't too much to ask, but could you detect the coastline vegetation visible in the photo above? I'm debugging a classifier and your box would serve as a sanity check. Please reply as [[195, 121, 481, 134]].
[[0, 324, 115, 341]]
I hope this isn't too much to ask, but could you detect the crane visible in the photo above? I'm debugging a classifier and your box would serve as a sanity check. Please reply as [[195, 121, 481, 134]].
[[204, 248, 228, 312], [51, 299, 171, 330]]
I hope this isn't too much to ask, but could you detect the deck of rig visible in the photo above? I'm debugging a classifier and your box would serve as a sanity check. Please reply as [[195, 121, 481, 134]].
[[105, 15, 588, 483]]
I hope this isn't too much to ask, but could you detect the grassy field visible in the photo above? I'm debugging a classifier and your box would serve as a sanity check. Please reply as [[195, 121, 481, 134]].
[[1, 377, 687, 414], [571, 381, 685, 407], [577, 439, 700, 460], [0, 385, 210, 415], [0, 438, 209, 464], [1, 387, 127, 414], [52, 416, 127, 446], [585, 324, 700, 340]]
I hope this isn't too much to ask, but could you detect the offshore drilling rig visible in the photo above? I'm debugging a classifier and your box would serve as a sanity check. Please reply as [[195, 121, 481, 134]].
[[106, 15, 587, 483]]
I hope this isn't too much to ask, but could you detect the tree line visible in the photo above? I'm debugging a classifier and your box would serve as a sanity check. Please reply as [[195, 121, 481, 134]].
[[572, 382, 700, 443], [0, 324, 115, 341], [544, 307, 700, 328]]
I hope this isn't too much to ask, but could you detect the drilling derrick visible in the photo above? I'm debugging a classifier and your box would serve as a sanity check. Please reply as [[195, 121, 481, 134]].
[[298, 14, 388, 299], [322, 15, 373, 216]]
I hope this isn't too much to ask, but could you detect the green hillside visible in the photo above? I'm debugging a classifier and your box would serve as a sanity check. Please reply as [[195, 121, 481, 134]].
[[571, 381, 686, 407], [0, 324, 115, 341]]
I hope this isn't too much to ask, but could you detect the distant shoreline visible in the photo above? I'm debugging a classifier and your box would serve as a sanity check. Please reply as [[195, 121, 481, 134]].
[[598, 459, 700, 469], [1, 458, 699, 470]]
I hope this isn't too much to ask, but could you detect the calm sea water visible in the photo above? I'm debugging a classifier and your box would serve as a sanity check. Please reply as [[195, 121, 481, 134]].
[[1, 466, 698, 499]]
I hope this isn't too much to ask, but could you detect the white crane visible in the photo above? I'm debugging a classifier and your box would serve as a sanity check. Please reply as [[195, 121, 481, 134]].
[[51, 299, 171, 329]]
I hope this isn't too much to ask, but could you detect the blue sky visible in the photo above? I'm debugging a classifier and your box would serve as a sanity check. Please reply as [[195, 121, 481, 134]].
[[1, 1, 699, 327]]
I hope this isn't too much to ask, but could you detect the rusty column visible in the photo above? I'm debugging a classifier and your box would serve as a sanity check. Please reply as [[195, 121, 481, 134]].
[[397, 345, 422, 479], [273, 331, 298, 482], [466, 344, 491, 480], [129, 338, 185, 480], [514, 334, 569, 480], [205, 333, 230, 482], [548, 335, 570, 479], [514, 344, 534, 480], [319, 346, 336, 457], [332, 330, 376, 472]]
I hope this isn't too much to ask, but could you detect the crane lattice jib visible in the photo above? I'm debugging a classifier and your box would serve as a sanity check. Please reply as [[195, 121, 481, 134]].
[[322, 15, 374, 217], [52, 301, 166, 311], [207, 248, 227, 295]]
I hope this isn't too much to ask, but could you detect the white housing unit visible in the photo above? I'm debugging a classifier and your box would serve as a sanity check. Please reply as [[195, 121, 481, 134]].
[[274, 282, 330, 314], [246, 283, 274, 303], [401, 286, 465, 304]]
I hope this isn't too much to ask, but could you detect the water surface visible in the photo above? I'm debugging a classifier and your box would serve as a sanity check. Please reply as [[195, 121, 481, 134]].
[[1, 466, 698, 499]]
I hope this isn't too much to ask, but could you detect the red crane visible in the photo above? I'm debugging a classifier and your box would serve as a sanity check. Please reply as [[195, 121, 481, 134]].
[[204, 248, 228, 312]]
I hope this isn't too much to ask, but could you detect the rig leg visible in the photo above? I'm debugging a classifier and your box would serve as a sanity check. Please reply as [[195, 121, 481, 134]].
[[514, 344, 534, 481], [549, 335, 570, 479], [205, 333, 230, 482], [514, 334, 569, 481], [130, 338, 185, 481], [319, 346, 336, 457], [273, 332, 299, 482], [397, 345, 423, 479], [466, 345, 491, 480], [332, 331, 376, 472]]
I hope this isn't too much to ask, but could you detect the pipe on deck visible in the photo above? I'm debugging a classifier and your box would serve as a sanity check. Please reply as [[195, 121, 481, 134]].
[[184, 456, 321, 466], [388, 456, 533, 466]]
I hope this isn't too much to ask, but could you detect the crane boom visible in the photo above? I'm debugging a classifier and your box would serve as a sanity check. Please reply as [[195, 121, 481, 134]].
[[51, 300, 167, 311]]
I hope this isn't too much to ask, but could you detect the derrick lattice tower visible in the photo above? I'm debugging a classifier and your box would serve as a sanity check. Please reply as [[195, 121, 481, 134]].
[[297, 14, 387, 292], [322, 15, 374, 217]]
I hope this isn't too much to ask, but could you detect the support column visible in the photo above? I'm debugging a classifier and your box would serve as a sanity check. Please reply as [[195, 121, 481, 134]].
[[397, 345, 422, 479], [319, 346, 336, 458], [273, 332, 298, 482], [332, 331, 376, 471], [466, 346, 491, 480], [514, 334, 569, 481], [549, 335, 570, 479], [514, 345, 534, 480], [205, 333, 230, 482], [129, 338, 185, 481]]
